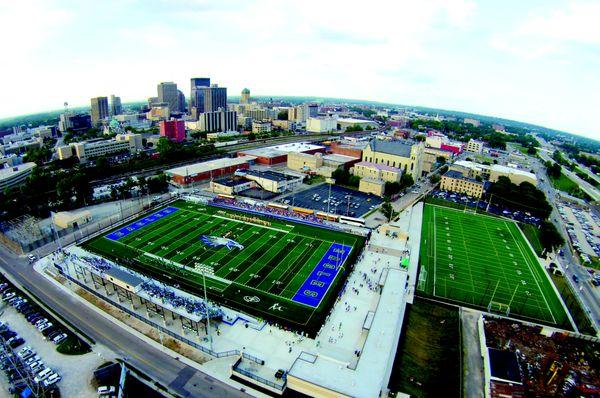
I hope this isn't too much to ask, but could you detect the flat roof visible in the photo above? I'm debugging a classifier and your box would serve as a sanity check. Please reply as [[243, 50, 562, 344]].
[[355, 161, 402, 173], [337, 118, 377, 124], [241, 142, 324, 158], [166, 156, 256, 177], [444, 169, 483, 184], [244, 169, 300, 182], [488, 348, 522, 384], [288, 270, 408, 397], [213, 177, 251, 187], [105, 267, 144, 288], [369, 140, 413, 158], [491, 164, 537, 179], [0, 162, 36, 180], [323, 154, 360, 163]]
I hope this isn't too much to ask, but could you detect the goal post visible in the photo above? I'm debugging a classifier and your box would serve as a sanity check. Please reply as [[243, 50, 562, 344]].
[[487, 301, 511, 316]]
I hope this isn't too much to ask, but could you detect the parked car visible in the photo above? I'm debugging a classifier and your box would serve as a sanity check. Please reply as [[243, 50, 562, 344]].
[[98, 386, 116, 394], [38, 323, 53, 332], [573, 275, 580, 283], [34, 367, 53, 383], [24, 356, 40, 365], [9, 338, 25, 348], [52, 333, 67, 344], [42, 373, 61, 387]]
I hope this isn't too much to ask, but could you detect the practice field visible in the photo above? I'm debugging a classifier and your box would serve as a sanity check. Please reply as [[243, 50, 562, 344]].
[[84, 200, 365, 335], [418, 204, 569, 328]]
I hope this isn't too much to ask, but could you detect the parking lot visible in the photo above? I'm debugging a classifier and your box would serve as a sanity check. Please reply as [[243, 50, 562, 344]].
[[558, 201, 600, 259], [280, 184, 382, 217], [0, 282, 100, 398]]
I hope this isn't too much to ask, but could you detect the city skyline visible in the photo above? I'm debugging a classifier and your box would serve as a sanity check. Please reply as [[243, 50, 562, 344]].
[[0, 0, 599, 140]]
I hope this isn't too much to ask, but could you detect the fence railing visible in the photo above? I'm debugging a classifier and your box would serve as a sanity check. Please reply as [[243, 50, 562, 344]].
[[64, 273, 241, 358], [232, 359, 285, 391]]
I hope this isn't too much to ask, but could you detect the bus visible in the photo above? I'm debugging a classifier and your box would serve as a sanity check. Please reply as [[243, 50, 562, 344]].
[[339, 215, 366, 227], [316, 211, 339, 222], [292, 207, 314, 215], [217, 194, 235, 200], [268, 202, 289, 210]]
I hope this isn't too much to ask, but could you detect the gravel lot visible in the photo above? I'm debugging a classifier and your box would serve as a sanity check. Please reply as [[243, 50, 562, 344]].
[[0, 303, 102, 398]]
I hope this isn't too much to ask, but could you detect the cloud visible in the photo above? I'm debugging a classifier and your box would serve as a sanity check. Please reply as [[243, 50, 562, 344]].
[[490, 1, 600, 60]]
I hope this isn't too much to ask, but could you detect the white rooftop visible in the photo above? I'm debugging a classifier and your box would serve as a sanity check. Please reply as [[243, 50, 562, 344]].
[[165, 156, 256, 177], [0, 162, 36, 180]]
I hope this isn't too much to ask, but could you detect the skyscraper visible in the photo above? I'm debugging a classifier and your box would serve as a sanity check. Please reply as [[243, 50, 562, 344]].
[[90, 97, 109, 126], [110, 95, 122, 116], [241, 88, 250, 104], [190, 78, 227, 119], [190, 77, 211, 110], [157, 82, 179, 113], [177, 90, 186, 113]]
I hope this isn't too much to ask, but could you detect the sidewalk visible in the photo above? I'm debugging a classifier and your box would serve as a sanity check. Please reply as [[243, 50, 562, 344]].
[[461, 308, 484, 398]]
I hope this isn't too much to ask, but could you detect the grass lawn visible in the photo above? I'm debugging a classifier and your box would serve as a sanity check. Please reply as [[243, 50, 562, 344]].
[[548, 272, 596, 336], [582, 256, 600, 271], [388, 298, 460, 397], [519, 223, 544, 257], [83, 200, 365, 336], [550, 173, 579, 192], [418, 204, 569, 328]]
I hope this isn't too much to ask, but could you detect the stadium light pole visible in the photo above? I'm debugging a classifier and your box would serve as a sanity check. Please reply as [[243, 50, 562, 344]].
[[202, 271, 213, 351]]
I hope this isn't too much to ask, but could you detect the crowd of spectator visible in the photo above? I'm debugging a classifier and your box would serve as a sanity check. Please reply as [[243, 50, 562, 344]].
[[141, 282, 223, 320]]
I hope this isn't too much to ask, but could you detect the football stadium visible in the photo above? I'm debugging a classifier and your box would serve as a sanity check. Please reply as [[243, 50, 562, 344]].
[[83, 199, 365, 335], [418, 204, 570, 328]]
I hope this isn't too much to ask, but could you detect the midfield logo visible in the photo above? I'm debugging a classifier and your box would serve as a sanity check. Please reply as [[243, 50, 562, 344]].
[[200, 235, 244, 250]]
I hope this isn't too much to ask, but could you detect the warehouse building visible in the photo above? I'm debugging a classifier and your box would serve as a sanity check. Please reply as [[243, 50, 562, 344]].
[[165, 156, 255, 187], [238, 142, 325, 165]]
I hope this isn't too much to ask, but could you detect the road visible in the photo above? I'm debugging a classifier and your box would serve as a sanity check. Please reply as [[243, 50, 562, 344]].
[[529, 150, 600, 333], [0, 245, 248, 398]]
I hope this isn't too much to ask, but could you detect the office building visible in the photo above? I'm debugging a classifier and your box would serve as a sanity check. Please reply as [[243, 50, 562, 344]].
[[190, 78, 227, 116], [287, 152, 359, 176], [197, 110, 238, 133], [440, 169, 485, 198], [450, 160, 538, 186], [57, 133, 143, 162], [147, 97, 160, 108], [306, 117, 337, 133], [466, 139, 484, 154], [110, 95, 122, 116], [159, 120, 186, 142], [463, 118, 481, 127], [252, 120, 272, 134], [352, 161, 402, 183], [90, 97, 109, 126], [241, 88, 250, 104], [147, 104, 170, 121], [59, 113, 92, 132], [0, 162, 36, 191], [177, 90, 186, 113], [362, 139, 424, 180], [305, 103, 318, 118], [238, 142, 325, 165], [157, 82, 179, 113]]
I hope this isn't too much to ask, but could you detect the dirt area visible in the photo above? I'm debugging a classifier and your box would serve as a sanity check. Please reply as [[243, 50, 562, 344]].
[[72, 285, 211, 365], [0, 303, 101, 398]]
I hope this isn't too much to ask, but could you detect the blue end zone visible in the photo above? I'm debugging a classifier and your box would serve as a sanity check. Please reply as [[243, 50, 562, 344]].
[[291, 243, 352, 308], [106, 207, 179, 241]]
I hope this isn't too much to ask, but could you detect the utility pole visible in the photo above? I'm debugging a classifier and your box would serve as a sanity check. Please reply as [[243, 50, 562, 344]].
[[202, 271, 213, 351]]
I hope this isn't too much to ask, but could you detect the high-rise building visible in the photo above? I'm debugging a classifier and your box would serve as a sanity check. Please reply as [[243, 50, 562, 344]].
[[157, 82, 179, 113], [241, 88, 250, 104], [90, 97, 109, 126], [190, 78, 227, 118], [177, 90, 186, 113], [190, 77, 211, 110], [305, 103, 318, 118], [197, 110, 237, 133], [159, 120, 186, 142], [147, 97, 160, 109], [110, 95, 122, 116]]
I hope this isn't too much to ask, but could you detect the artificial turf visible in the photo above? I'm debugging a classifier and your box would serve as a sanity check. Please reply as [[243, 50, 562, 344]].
[[83, 199, 365, 335], [418, 204, 570, 328]]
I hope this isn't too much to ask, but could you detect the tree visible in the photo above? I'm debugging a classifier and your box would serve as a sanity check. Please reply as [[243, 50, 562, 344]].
[[539, 221, 565, 253], [526, 147, 537, 155], [380, 200, 397, 222], [429, 174, 441, 184], [277, 110, 288, 120], [545, 162, 561, 179], [414, 135, 426, 142], [247, 133, 257, 141], [436, 156, 447, 165]]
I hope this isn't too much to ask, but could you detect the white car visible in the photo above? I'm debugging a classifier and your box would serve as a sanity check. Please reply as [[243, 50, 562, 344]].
[[97, 386, 116, 394], [24, 355, 40, 365], [38, 323, 53, 332], [34, 367, 53, 383], [52, 333, 67, 344], [27, 254, 36, 263], [42, 373, 61, 387]]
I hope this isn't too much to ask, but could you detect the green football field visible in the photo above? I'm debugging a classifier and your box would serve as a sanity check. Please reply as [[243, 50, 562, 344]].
[[83, 199, 364, 335], [418, 204, 569, 328]]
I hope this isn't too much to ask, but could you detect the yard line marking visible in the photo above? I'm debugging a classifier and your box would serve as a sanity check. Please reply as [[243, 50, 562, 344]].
[[212, 214, 290, 233]]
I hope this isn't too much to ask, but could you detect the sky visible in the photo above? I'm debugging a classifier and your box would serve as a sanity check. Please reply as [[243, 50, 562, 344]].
[[1, 0, 599, 139]]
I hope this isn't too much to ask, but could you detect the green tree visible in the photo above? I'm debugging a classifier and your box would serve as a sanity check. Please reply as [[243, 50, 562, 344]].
[[429, 174, 441, 184], [539, 221, 565, 253], [380, 200, 397, 222]]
